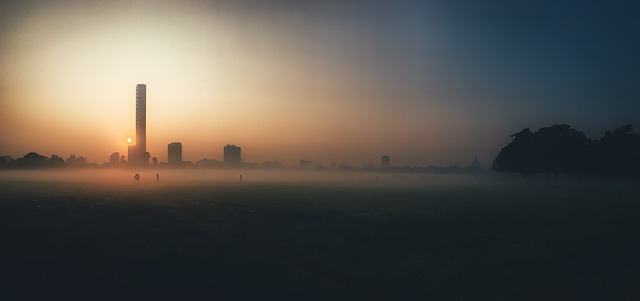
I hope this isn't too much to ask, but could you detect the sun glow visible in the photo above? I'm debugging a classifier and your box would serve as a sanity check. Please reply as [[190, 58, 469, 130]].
[[0, 1, 467, 166]]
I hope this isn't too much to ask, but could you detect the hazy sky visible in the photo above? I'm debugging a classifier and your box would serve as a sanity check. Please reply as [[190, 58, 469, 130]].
[[1, 0, 639, 167]]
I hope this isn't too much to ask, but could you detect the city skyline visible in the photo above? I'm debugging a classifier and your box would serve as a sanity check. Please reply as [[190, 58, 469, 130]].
[[1, 1, 639, 167]]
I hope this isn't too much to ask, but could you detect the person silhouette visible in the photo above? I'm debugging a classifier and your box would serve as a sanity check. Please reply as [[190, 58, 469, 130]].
[[134, 174, 140, 183], [156, 173, 159, 182]]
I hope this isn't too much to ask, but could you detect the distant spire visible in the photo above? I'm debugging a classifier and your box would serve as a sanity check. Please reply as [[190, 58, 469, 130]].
[[470, 155, 482, 169]]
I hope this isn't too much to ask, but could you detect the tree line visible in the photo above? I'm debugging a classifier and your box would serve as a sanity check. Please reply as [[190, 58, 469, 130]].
[[493, 124, 640, 177]]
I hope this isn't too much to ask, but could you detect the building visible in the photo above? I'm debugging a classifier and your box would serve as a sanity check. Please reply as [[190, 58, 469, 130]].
[[223, 144, 242, 167], [262, 161, 284, 169], [469, 155, 482, 169], [127, 145, 136, 165], [66, 155, 87, 166], [196, 158, 224, 168], [382, 155, 390, 169], [128, 84, 148, 166], [168, 142, 182, 165], [299, 160, 312, 169], [136, 84, 146, 162], [110, 152, 120, 165]]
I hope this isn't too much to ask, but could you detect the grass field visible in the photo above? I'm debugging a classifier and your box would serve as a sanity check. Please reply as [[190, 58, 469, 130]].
[[1, 170, 639, 300]]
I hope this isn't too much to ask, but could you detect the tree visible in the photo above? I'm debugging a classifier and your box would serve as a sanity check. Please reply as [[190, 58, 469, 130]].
[[493, 124, 640, 177]]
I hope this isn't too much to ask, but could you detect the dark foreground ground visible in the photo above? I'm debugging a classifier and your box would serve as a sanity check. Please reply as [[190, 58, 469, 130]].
[[1, 172, 639, 300]]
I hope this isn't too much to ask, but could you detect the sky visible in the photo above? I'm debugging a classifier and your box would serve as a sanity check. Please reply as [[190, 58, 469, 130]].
[[1, 0, 639, 167]]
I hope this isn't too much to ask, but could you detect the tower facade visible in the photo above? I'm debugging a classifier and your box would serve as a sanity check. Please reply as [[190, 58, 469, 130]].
[[128, 84, 148, 166], [168, 142, 182, 165], [136, 84, 146, 160], [223, 144, 242, 167]]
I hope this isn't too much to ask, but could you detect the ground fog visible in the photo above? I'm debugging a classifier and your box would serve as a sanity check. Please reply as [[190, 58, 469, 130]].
[[1, 170, 639, 300]]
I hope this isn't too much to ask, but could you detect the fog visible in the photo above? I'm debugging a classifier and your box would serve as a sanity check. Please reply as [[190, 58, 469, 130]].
[[4, 169, 639, 201], [2, 168, 639, 299], [0, 169, 492, 187]]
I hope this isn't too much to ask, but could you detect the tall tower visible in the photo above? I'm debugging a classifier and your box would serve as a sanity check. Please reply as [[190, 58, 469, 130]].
[[136, 84, 146, 160], [128, 84, 148, 166]]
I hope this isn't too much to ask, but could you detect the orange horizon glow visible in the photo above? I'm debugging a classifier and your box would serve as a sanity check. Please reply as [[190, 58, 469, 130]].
[[0, 1, 506, 168]]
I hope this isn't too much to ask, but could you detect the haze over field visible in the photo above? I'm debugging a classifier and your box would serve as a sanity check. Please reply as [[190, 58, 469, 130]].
[[2, 171, 639, 299], [0, 168, 485, 188], [2, 0, 639, 166]]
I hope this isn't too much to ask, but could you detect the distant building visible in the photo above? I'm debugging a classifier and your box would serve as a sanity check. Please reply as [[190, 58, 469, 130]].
[[338, 163, 354, 170], [129, 84, 147, 166], [262, 161, 285, 169], [110, 152, 120, 165], [127, 145, 136, 165], [224, 144, 242, 166], [300, 160, 312, 169], [382, 155, 390, 169], [469, 155, 482, 169], [196, 158, 224, 168], [66, 155, 87, 166], [168, 142, 182, 165], [49, 154, 65, 166]]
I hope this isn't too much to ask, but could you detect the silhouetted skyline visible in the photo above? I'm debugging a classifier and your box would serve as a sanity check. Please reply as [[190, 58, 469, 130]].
[[1, 1, 639, 166]]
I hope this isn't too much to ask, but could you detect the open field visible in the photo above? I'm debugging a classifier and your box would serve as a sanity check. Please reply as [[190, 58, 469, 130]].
[[1, 170, 639, 300]]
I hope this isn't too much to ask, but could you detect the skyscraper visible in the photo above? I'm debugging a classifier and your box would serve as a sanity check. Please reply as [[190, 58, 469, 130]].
[[223, 144, 242, 167], [381, 155, 390, 169], [135, 84, 146, 162], [168, 142, 182, 165], [128, 84, 148, 166]]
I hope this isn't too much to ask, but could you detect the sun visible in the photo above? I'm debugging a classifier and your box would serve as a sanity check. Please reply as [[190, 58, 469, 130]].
[[127, 137, 132, 143]]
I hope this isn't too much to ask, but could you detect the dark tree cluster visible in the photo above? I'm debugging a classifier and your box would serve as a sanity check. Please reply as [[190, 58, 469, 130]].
[[493, 124, 640, 177], [0, 152, 65, 169]]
